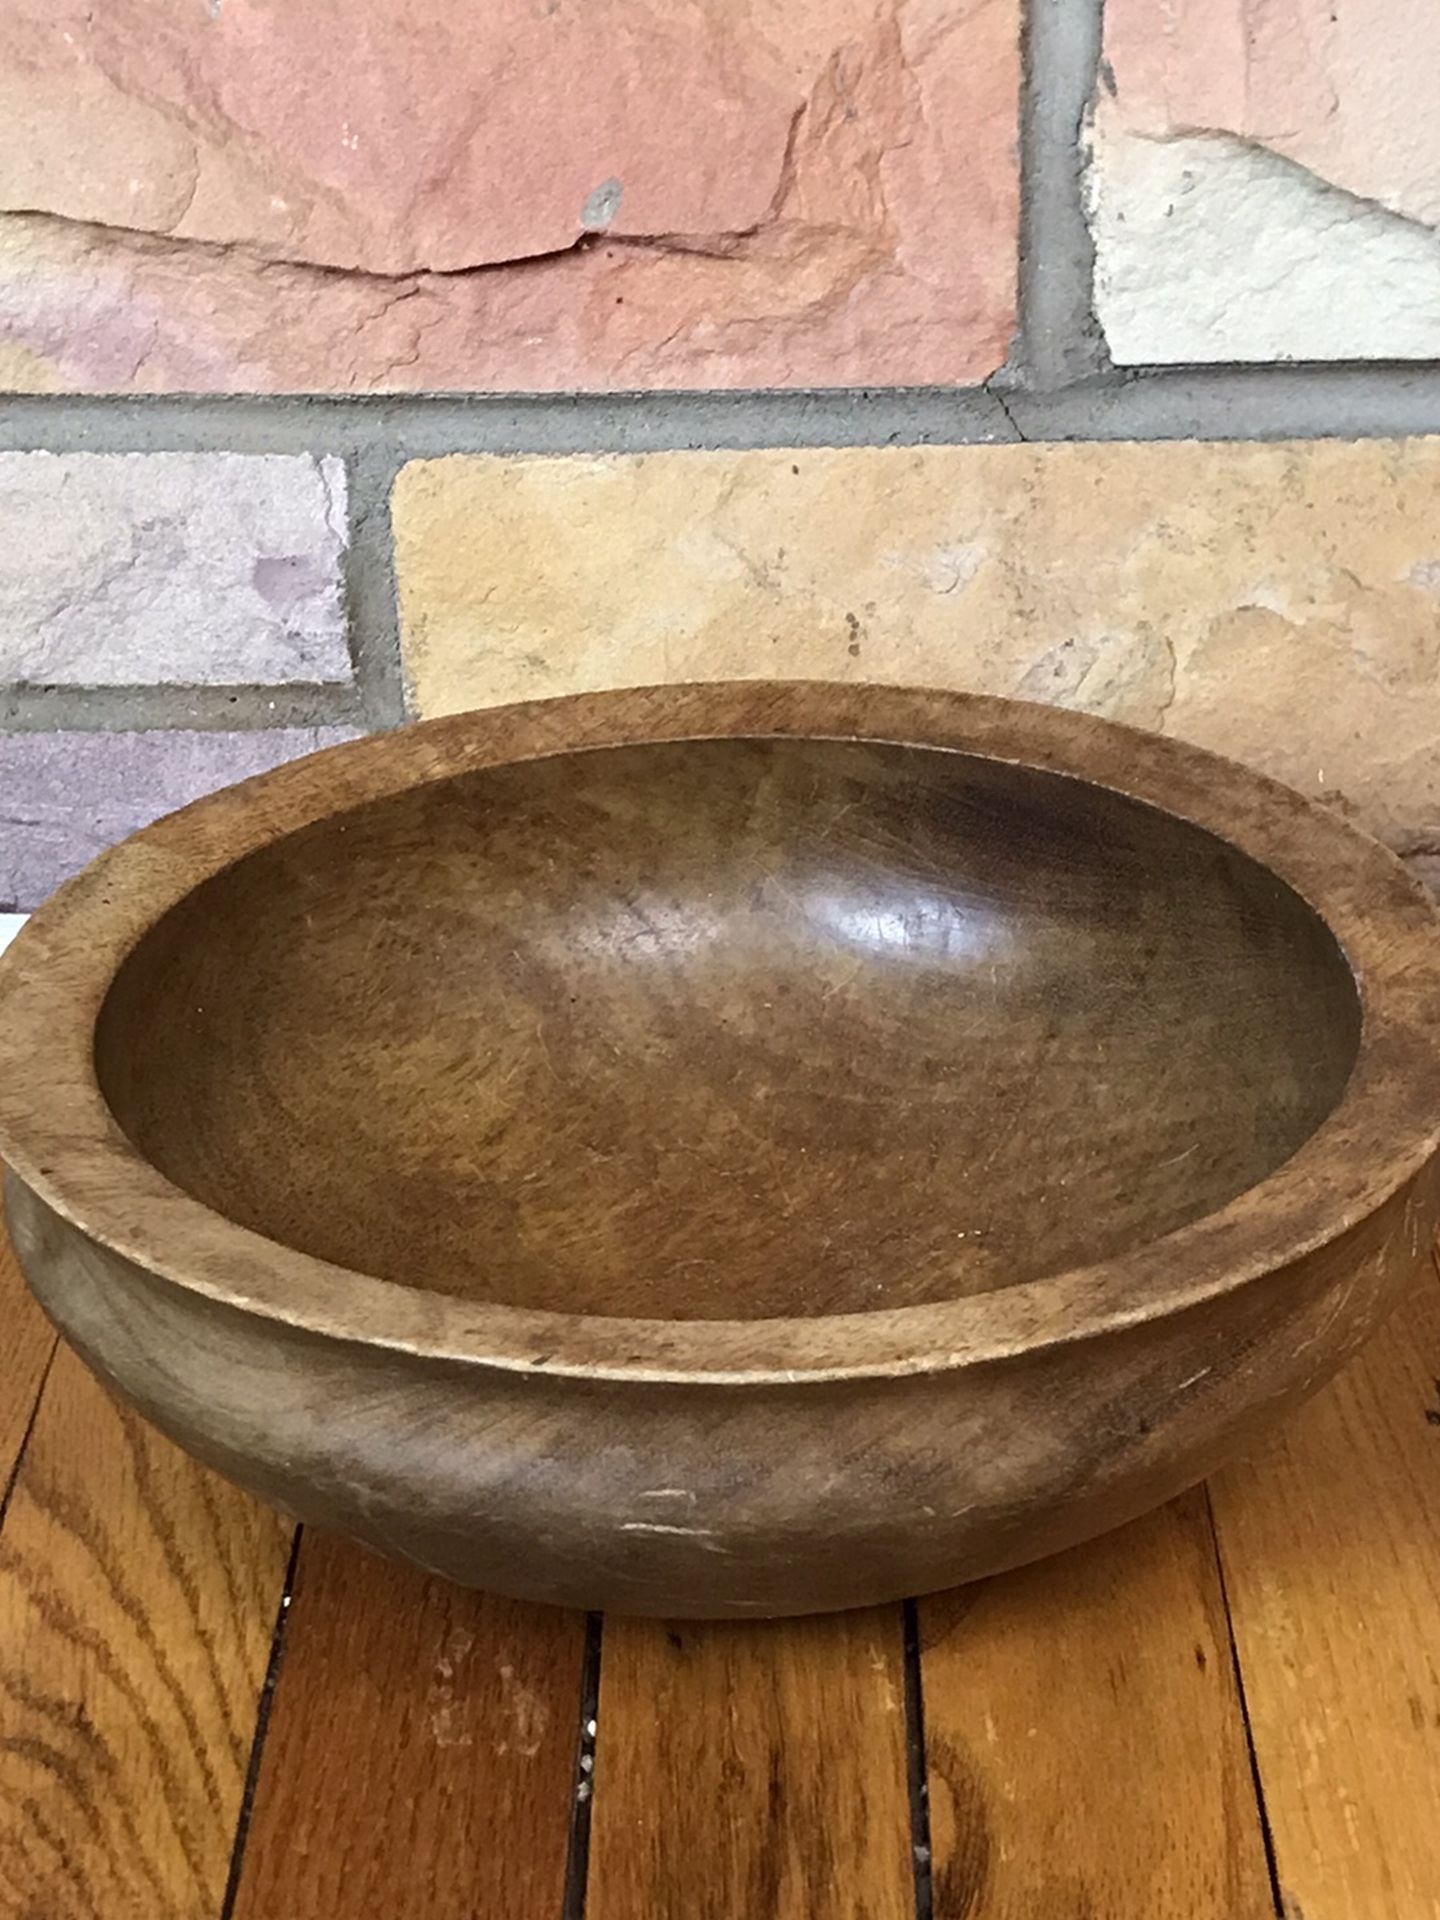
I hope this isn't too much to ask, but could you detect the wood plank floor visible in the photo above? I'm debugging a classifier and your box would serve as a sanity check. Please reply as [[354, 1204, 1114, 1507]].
[[3, 1209, 1438, 1920]]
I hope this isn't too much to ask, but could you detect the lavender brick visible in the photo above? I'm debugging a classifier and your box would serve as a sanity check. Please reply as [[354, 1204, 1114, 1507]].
[[0, 728, 361, 909], [0, 453, 351, 685]]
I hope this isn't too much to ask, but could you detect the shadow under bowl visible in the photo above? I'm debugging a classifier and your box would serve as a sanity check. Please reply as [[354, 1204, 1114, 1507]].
[[2, 683, 1439, 1615]]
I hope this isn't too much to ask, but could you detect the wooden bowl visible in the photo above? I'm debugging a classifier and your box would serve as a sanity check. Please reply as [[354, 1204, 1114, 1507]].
[[3, 683, 1439, 1617]]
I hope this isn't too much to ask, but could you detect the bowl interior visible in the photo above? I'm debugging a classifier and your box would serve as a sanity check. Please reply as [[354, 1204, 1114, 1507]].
[[93, 736, 1361, 1321]]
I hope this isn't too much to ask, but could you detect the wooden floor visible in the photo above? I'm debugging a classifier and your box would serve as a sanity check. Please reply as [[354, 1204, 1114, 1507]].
[[3, 1216, 1440, 1920]]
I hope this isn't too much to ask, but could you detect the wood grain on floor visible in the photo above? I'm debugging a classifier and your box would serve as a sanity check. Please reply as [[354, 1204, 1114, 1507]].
[[1209, 1261, 1440, 1920], [0, 1344, 292, 1920], [225, 1531, 588, 1920], [0, 1216, 56, 1503], [585, 1607, 916, 1920], [917, 1488, 1275, 1920]]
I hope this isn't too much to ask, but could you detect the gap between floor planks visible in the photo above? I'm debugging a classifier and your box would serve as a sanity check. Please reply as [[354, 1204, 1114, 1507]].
[[0, 1221, 57, 1521]]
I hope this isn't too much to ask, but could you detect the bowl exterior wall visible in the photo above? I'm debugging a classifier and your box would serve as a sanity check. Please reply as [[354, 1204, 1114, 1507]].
[[7, 1169, 1436, 1617]]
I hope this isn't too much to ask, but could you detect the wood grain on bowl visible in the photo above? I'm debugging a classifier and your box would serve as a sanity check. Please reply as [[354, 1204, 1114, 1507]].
[[1, 682, 1438, 1617], [84, 737, 1357, 1319]]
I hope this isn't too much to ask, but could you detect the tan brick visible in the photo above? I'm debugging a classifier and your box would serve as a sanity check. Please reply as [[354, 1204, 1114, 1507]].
[[394, 439, 1440, 852]]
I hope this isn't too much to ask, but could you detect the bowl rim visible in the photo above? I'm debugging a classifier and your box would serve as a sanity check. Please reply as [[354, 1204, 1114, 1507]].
[[3, 680, 1440, 1386]]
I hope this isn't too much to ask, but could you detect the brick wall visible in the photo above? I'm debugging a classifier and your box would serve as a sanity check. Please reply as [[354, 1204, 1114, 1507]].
[[4, 0, 1440, 909]]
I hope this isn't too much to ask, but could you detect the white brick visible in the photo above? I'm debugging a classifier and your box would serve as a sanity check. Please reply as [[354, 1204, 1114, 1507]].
[[0, 452, 350, 684]]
